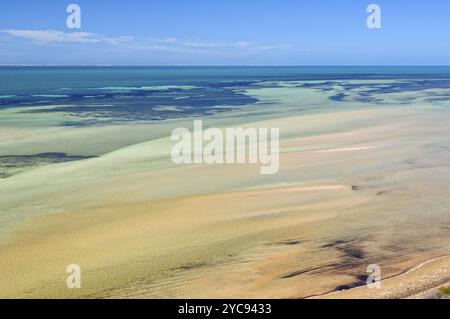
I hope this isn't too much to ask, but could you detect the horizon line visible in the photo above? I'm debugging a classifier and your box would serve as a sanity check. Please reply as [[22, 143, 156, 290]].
[[2, 64, 450, 67]]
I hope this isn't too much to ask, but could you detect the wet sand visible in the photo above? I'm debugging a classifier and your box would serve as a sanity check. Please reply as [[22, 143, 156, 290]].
[[1, 105, 450, 298]]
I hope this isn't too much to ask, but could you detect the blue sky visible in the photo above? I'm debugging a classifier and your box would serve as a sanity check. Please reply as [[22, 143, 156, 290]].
[[1, 0, 450, 65]]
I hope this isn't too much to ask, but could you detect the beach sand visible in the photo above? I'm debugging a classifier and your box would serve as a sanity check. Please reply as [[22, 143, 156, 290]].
[[1, 105, 450, 298]]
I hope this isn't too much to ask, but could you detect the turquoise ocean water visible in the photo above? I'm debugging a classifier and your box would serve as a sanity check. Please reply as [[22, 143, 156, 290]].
[[1, 66, 450, 126]]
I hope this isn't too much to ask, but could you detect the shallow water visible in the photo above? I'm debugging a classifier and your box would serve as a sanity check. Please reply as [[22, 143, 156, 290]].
[[1, 67, 450, 298]]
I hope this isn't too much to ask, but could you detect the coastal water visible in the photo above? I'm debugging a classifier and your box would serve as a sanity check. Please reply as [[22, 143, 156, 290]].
[[2, 66, 450, 126], [2, 67, 450, 298]]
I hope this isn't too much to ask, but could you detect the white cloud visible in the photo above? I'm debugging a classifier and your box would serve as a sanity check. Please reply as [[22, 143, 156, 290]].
[[1, 29, 132, 45], [0, 29, 292, 54], [182, 40, 253, 48]]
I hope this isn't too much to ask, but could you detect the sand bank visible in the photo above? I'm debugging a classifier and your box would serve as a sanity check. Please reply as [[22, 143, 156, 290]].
[[1, 106, 450, 298]]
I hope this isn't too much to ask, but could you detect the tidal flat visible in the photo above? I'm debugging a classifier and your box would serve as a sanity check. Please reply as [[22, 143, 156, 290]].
[[1, 67, 450, 298]]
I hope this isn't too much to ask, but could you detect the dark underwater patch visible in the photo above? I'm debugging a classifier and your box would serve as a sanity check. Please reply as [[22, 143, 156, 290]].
[[298, 79, 450, 105], [1, 84, 259, 126], [0, 152, 95, 178]]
